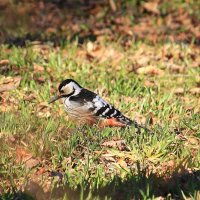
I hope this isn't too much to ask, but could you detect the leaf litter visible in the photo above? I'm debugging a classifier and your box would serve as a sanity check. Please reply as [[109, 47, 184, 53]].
[[15, 146, 40, 169], [0, 0, 200, 198], [0, 76, 21, 93]]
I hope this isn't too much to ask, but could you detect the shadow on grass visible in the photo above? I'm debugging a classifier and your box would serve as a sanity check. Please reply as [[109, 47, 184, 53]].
[[0, 0, 98, 47], [3, 32, 97, 47], [1, 168, 199, 200]]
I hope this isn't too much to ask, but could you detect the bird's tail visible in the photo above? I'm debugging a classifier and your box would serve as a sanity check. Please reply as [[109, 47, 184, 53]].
[[119, 115, 149, 132]]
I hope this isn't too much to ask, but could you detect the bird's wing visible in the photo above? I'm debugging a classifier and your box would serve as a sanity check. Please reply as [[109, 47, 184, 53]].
[[69, 88, 131, 123]]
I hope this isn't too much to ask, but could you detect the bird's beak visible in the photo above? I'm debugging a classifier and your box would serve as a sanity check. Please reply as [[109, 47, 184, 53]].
[[48, 95, 62, 104]]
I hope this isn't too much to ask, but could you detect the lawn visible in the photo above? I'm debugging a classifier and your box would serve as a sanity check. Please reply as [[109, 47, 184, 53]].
[[0, 1, 200, 200]]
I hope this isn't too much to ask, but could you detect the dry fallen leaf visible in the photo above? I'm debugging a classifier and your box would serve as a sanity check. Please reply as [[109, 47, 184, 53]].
[[25, 158, 40, 169], [136, 66, 164, 76], [136, 56, 150, 66], [35, 167, 46, 176], [187, 137, 199, 146], [36, 76, 45, 83], [118, 25, 133, 36], [0, 76, 21, 92], [24, 93, 37, 101], [15, 146, 40, 169], [37, 111, 51, 118], [16, 147, 32, 163], [33, 64, 44, 72], [0, 59, 9, 65], [189, 88, 200, 95], [131, 112, 146, 125], [101, 154, 116, 162], [142, 2, 160, 15], [168, 63, 185, 73], [117, 158, 127, 168], [101, 139, 126, 151], [37, 102, 49, 110], [144, 80, 155, 87], [86, 45, 124, 66], [36, 102, 51, 118], [174, 88, 184, 95]]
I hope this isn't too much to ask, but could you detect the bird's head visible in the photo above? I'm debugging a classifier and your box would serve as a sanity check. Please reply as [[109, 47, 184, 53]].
[[48, 79, 82, 104]]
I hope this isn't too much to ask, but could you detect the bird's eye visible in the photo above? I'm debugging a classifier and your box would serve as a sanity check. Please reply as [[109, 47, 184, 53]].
[[60, 90, 64, 93]]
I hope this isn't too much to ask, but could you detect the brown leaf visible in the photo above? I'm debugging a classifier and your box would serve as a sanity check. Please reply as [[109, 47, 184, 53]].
[[36, 76, 45, 83], [63, 157, 72, 165], [24, 93, 37, 101], [117, 158, 127, 168], [137, 56, 150, 66], [0, 76, 21, 92], [109, 0, 117, 12], [187, 137, 199, 146], [118, 25, 133, 36], [159, 163, 176, 176], [144, 80, 155, 87], [114, 16, 131, 26], [86, 45, 124, 65], [25, 158, 40, 169], [142, 2, 160, 15], [168, 63, 185, 73], [0, 103, 12, 112], [38, 111, 51, 118], [136, 66, 164, 76], [0, 59, 9, 65], [101, 139, 126, 151], [36, 101, 51, 118], [174, 88, 184, 95], [37, 102, 49, 110], [33, 64, 44, 72], [131, 112, 146, 125], [16, 147, 40, 169], [0, 1, 9, 9], [35, 167, 46, 175], [189, 88, 200, 95], [101, 154, 116, 162], [16, 147, 32, 163]]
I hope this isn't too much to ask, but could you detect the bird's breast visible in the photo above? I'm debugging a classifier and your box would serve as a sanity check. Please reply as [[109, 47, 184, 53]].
[[62, 98, 97, 123], [63, 98, 74, 113]]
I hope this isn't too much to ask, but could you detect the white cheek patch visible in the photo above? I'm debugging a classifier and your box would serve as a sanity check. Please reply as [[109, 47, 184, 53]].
[[62, 85, 73, 94]]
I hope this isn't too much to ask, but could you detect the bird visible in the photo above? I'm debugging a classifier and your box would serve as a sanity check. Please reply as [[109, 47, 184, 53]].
[[49, 79, 147, 130]]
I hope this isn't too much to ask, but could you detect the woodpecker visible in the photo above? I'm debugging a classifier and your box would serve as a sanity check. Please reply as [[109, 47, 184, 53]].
[[49, 79, 147, 130]]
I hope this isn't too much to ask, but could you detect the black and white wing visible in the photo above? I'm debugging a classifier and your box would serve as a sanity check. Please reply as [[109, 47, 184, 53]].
[[70, 88, 136, 126]]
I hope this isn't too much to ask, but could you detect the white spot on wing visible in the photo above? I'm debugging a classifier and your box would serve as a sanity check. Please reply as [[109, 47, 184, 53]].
[[111, 110, 117, 117], [92, 95, 108, 114], [85, 101, 94, 109], [102, 108, 110, 115]]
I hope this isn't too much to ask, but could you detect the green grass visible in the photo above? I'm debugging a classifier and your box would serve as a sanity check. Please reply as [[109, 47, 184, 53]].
[[0, 40, 200, 200]]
